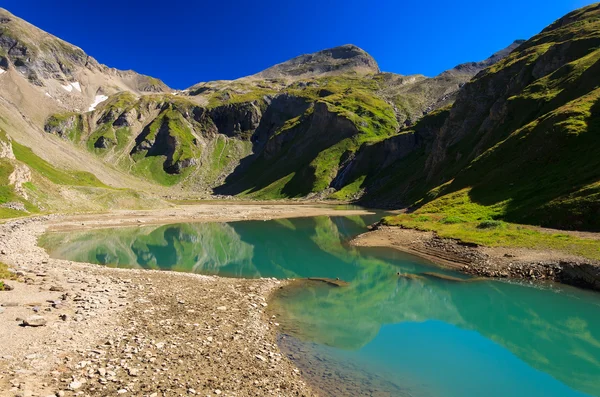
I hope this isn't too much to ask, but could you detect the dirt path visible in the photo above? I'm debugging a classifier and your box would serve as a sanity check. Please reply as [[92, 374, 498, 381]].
[[0, 203, 368, 396], [351, 226, 600, 291]]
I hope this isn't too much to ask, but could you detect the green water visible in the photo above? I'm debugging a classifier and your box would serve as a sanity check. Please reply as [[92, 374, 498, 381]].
[[40, 215, 600, 397]]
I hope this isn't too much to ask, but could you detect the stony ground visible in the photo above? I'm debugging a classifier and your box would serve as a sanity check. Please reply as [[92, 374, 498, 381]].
[[351, 226, 600, 291], [0, 207, 334, 397]]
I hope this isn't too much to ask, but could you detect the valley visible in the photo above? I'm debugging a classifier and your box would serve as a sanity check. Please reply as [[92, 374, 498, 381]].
[[1, 2, 600, 397]]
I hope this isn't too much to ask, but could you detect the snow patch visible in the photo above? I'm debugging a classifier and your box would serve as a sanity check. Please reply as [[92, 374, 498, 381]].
[[0, 69, 5, 75], [88, 95, 109, 112], [45, 92, 52, 98], [61, 84, 73, 92]]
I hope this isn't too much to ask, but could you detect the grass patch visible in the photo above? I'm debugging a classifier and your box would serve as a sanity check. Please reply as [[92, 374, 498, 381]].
[[330, 175, 366, 200], [383, 189, 600, 261], [130, 155, 189, 186], [12, 141, 107, 187], [0, 261, 17, 280]]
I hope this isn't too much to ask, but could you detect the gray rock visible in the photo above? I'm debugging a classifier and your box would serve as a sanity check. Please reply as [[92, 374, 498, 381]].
[[23, 315, 47, 327]]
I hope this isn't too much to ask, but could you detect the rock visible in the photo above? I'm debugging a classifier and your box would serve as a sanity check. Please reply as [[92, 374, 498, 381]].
[[68, 381, 82, 390], [23, 315, 47, 327], [216, 306, 227, 311], [255, 354, 267, 362], [49, 286, 64, 292], [214, 390, 222, 395]]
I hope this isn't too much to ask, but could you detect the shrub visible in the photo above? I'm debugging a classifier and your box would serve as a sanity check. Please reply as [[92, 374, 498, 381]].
[[477, 220, 504, 229], [440, 216, 466, 224]]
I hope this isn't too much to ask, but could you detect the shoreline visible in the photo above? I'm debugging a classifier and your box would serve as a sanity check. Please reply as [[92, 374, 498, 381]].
[[43, 203, 375, 232], [351, 226, 600, 291], [0, 204, 371, 396], [3, 204, 599, 395]]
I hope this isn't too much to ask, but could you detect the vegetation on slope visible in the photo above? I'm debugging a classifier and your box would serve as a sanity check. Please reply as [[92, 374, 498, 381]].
[[12, 141, 107, 187], [365, 3, 600, 236]]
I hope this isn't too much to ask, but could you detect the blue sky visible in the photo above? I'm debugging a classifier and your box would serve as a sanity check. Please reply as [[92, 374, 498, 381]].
[[2, 0, 595, 89]]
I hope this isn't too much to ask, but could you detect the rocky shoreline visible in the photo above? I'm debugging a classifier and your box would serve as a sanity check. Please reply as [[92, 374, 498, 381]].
[[351, 226, 600, 292], [0, 208, 334, 397]]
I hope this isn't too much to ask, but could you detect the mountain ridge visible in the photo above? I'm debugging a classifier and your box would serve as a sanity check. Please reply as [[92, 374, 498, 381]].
[[2, 3, 598, 233]]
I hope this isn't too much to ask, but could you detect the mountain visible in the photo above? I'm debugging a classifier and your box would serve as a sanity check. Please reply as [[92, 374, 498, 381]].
[[31, 26, 517, 198], [0, 8, 169, 112], [253, 44, 380, 79], [4, 3, 596, 232], [343, 3, 600, 230]]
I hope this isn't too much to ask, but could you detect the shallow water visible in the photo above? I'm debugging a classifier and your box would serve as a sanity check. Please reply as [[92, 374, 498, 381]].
[[41, 215, 600, 397]]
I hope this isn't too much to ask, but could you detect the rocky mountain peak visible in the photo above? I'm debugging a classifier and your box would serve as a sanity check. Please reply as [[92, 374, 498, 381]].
[[444, 40, 525, 76], [0, 7, 170, 114], [253, 44, 380, 80]]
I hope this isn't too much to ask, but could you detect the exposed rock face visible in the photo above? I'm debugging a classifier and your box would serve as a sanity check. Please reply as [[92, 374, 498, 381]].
[[263, 102, 358, 161], [9, 163, 31, 199], [254, 44, 380, 79], [44, 114, 80, 138], [94, 136, 113, 149], [113, 108, 138, 127], [332, 131, 420, 190], [0, 134, 15, 159], [209, 102, 262, 137], [252, 94, 311, 146]]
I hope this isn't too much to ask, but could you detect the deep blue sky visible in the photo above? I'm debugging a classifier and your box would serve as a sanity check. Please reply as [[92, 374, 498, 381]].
[[2, 0, 595, 89]]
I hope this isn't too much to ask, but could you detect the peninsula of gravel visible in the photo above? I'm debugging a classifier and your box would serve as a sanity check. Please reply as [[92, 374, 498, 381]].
[[351, 225, 600, 291]]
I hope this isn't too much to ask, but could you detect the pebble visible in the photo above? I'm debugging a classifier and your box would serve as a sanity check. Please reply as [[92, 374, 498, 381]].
[[68, 381, 82, 390]]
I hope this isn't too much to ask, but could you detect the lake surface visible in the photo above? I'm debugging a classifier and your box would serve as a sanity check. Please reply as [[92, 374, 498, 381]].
[[40, 215, 600, 397]]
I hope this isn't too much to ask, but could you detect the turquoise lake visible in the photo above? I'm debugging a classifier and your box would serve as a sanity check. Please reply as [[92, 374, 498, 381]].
[[40, 215, 600, 397]]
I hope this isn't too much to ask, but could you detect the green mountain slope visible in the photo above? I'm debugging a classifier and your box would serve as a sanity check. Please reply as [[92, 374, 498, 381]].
[[354, 3, 600, 231]]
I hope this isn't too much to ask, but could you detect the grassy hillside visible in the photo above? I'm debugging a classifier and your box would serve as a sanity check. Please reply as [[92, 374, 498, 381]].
[[0, 128, 163, 219], [365, 3, 600, 233]]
